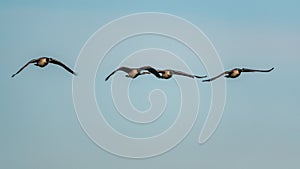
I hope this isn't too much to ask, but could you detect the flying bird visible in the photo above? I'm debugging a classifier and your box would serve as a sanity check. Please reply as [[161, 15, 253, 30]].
[[105, 66, 161, 81], [149, 69, 207, 79], [202, 67, 274, 82], [11, 57, 77, 77]]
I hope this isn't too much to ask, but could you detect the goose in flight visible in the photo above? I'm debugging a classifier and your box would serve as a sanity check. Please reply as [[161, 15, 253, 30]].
[[11, 57, 77, 77], [105, 66, 161, 81], [202, 67, 274, 82], [148, 69, 207, 79]]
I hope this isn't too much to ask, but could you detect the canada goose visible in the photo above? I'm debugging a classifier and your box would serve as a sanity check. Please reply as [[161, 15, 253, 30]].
[[151, 69, 207, 79], [105, 66, 161, 81], [202, 67, 274, 82], [11, 57, 77, 77]]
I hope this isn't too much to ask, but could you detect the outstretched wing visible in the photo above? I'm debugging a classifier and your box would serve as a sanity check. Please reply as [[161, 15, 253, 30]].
[[202, 72, 228, 82], [105, 66, 132, 81], [171, 70, 205, 78], [156, 70, 165, 73], [241, 67, 274, 72], [49, 58, 77, 75], [139, 66, 161, 78], [11, 58, 39, 77]]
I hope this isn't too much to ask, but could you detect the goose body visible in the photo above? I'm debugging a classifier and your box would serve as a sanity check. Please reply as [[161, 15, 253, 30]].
[[105, 66, 161, 81], [203, 67, 274, 82], [160, 70, 173, 79], [156, 69, 207, 79], [36, 57, 49, 67], [11, 57, 77, 77]]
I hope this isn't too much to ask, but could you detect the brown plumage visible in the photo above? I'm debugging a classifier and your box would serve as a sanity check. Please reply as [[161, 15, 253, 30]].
[[202, 67, 274, 82], [105, 66, 161, 81], [11, 57, 77, 77], [154, 69, 207, 79]]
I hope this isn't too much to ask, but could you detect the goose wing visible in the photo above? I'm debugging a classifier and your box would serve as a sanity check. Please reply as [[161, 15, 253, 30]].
[[171, 70, 206, 78], [202, 71, 228, 82], [105, 66, 132, 81], [11, 58, 39, 77], [139, 66, 161, 78], [241, 67, 274, 72], [49, 58, 77, 75]]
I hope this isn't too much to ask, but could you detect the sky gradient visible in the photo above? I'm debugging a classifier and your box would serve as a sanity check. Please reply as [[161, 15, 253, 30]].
[[1, 1, 300, 169]]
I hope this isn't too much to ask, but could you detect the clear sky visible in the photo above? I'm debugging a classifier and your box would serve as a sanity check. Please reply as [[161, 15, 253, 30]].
[[1, 0, 300, 169]]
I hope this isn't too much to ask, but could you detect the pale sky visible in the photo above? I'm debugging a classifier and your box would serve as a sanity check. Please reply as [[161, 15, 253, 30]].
[[1, 1, 300, 169]]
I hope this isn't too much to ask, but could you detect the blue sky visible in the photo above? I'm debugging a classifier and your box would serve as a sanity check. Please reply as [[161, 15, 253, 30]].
[[1, 0, 300, 169]]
